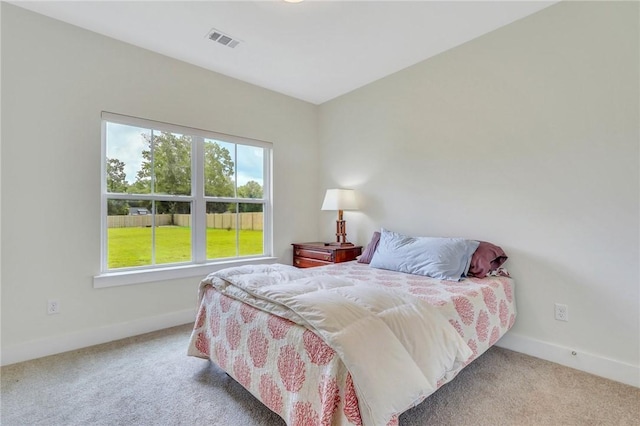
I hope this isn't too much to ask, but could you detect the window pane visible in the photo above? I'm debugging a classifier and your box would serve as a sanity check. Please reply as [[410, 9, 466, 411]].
[[237, 145, 264, 199], [107, 199, 152, 268], [206, 202, 237, 259], [239, 203, 263, 256], [103, 114, 272, 273], [105, 123, 150, 194], [204, 139, 235, 197], [155, 201, 192, 264], [152, 132, 192, 195]]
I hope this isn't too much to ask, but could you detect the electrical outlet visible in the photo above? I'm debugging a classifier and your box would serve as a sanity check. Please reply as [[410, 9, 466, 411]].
[[47, 299, 60, 315], [555, 303, 568, 321]]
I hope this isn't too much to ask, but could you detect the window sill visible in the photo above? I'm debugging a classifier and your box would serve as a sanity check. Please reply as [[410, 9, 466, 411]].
[[93, 257, 278, 289]]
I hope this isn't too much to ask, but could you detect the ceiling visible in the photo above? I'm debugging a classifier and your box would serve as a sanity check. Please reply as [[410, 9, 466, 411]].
[[11, 1, 557, 105]]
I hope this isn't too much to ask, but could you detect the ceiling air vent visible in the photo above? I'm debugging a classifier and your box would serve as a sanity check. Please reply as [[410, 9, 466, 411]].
[[206, 28, 241, 49]]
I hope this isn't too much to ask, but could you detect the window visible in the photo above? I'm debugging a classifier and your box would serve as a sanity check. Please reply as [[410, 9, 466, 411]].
[[100, 112, 271, 279]]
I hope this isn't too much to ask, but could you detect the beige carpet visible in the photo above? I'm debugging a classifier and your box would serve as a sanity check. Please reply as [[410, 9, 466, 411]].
[[1, 324, 638, 425]]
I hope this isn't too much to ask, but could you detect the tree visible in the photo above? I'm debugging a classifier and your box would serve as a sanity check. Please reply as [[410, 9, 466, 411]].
[[106, 158, 130, 215], [106, 158, 128, 193], [204, 142, 234, 195], [130, 132, 192, 215], [132, 132, 191, 197], [204, 141, 235, 213], [128, 133, 236, 216], [237, 180, 263, 212]]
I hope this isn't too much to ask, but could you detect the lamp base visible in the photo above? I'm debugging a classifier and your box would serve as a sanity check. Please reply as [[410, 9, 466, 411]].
[[327, 242, 354, 247]]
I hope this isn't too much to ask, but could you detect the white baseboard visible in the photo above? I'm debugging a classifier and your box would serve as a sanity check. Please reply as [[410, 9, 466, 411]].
[[496, 331, 640, 388], [1, 308, 197, 367], [4, 313, 638, 390]]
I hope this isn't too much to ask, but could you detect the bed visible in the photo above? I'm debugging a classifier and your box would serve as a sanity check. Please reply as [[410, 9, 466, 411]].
[[187, 259, 516, 426]]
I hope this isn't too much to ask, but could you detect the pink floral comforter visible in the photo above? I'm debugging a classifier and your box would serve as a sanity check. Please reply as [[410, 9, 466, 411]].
[[187, 261, 516, 425]]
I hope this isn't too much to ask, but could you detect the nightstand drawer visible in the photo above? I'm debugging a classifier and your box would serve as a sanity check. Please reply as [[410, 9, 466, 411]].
[[292, 242, 362, 268], [293, 257, 332, 268], [294, 248, 334, 262]]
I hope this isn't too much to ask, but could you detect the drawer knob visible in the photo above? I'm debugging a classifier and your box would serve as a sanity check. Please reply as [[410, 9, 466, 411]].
[[295, 259, 300, 265], [295, 250, 300, 255], [324, 255, 331, 261]]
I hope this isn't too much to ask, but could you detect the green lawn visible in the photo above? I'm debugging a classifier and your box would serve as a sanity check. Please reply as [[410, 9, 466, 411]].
[[108, 226, 263, 269]]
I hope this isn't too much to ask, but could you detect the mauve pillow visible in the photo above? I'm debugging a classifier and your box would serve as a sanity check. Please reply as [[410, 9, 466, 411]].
[[357, 231, 381, 264], [467, 241, 508, 277]]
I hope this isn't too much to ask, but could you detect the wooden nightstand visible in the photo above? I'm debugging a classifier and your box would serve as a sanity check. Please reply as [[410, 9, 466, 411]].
[[292, 242, 362, 268]]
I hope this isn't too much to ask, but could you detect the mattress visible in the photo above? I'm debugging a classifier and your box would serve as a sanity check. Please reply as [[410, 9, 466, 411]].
[[187, 261, 516, 425]]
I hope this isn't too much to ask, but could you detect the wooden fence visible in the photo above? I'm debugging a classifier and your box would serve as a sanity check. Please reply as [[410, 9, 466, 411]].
[[107, 212, 263, 231], [107, 214, 172, 228]]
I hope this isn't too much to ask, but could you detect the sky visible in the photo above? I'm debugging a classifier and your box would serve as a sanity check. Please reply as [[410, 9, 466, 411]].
[[106, 122, 264, 189]]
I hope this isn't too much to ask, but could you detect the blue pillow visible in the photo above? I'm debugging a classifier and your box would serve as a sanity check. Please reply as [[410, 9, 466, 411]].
[[369, 229, 480, 281]]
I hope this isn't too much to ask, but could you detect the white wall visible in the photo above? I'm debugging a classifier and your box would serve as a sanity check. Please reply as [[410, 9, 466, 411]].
[[0, 3, 319, 361], [318, 1, 639, 384]]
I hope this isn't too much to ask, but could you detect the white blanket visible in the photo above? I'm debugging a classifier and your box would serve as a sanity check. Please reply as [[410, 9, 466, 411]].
[[202, 264, 472, 426]]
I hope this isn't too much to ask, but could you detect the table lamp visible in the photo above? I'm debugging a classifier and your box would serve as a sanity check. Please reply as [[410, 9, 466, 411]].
[[321, 188, 358, 246]]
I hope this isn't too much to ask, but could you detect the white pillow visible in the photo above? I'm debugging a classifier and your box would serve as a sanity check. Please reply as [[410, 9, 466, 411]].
[[369, 229, 480, 281]]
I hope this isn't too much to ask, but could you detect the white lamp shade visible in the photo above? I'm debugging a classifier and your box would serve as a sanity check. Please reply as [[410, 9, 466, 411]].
[[321, 189, 358, 211]]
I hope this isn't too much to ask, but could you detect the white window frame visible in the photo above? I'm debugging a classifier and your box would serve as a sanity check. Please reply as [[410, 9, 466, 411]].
[[94, 112, 275, 288]]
